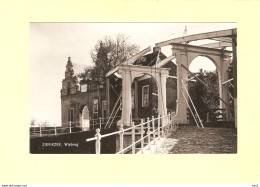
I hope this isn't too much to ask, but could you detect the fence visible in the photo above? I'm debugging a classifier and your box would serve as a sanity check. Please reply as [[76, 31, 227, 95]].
[[30, 116, 121, 137], [86, 112, 176, 154]]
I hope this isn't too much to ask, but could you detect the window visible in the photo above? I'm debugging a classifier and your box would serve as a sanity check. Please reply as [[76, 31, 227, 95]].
[[131, 89, 135, 109], [81, 84, 87, 92], [102, 101, 107, 122], [69, 108, 74, 122], [93, 99, 98, 113], [102, 101, 107, 111], [142, 85, 149, 107]]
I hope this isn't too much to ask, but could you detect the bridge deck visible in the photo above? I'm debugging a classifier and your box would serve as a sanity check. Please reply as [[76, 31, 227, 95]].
[[155, 126, 237, 154]]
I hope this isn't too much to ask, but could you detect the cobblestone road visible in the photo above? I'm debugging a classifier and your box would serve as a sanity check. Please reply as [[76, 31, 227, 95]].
[[155, 126, 237, 154]]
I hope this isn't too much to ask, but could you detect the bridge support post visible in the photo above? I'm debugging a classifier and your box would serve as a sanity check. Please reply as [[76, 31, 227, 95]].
[[119, 123, 124, 153], [152, 116, 156, 144], [220, 58, 232, 121], [158, 115, 161, 140], [140, 119, 144, 154], [147, 117, 151, 150], [157, 73, 168, 126], [131, 122, 135, 154], [162, 115, 166, 138], [95, 128, 101, 154], [173, 49, 189, 124], [121, 70, 132, 127], [99, 117, 102, 129]]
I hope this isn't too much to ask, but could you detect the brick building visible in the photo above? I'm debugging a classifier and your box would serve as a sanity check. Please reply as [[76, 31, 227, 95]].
[[60, 57, 106, 128]]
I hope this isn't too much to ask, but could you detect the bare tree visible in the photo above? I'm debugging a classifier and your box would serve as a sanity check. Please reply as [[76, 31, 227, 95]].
[[30, 118, 37, 127], [78, 34, 139, 86], [39, 120, 50, 128]]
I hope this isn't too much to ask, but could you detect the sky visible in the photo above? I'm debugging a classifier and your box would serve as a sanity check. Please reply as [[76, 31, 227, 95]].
[[30, 23, 236, 125]]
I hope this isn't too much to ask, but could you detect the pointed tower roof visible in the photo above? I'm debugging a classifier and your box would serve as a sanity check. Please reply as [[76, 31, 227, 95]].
[[65, 57, 74, 79], [66, 57, 73, 67]]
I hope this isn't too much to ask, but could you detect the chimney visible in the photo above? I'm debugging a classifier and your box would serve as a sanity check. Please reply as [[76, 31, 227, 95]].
[[153, 47, 161, 53], [199, 68, 203, 74]]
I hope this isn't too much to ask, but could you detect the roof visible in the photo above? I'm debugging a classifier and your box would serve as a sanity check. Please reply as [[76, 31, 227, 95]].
[[106, 50, 176, 77], [133, 51, 170, 67]]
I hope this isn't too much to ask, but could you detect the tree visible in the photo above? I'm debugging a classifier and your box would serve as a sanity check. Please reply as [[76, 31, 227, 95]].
[[78, 34, 140, 86], [189, 70, 219, 122], [30, 118, 37, 127], [201, 71, 219, 109], [39, 120, 50, 127]]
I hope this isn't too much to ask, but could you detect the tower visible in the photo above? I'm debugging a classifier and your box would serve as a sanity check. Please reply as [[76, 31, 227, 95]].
[[60, 57, 106, 129], [61, 57, 79, 127], [61, 57, 79, 96]]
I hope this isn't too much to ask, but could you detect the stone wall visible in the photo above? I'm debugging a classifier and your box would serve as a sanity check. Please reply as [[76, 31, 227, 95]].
[[61, 88, 106, 127]]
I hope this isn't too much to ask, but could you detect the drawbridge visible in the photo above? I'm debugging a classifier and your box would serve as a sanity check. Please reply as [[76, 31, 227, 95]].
[[86, 28, 237, 154], [104, 28, 237, 128]]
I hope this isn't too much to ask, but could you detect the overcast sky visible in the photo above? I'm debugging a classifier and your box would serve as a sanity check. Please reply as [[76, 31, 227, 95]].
[[30, 23, 236, 125]]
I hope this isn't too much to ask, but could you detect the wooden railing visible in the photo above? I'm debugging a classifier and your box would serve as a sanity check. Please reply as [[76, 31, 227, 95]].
[[30, 116, 121, 137], [86, 112, 176, 154]]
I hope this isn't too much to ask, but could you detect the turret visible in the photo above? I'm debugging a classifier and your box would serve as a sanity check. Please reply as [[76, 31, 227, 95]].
[[65, 57, 74, 79], [61, 57, 79, 96]]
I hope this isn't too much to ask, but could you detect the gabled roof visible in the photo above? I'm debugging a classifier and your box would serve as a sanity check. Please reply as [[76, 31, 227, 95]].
[[133, 51, 168, 67], [106, 49, 176, 78]]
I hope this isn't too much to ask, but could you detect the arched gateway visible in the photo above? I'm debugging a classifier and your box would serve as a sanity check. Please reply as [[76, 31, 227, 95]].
[[171, 43, 232, 123], [81, 105, 90, 130], [155, 28, 237, 125]]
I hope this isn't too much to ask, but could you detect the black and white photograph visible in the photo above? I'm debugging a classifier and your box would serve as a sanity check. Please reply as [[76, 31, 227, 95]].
[[30, 23, 237, 154]]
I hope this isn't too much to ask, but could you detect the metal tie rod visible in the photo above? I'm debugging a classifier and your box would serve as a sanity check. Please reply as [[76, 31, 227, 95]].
[[181, 79, 204, 128], [181, 64, 233, 113]]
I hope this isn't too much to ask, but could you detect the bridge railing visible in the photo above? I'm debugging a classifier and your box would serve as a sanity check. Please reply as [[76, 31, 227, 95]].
[[30, 117, 120, 137], [86, 112, 176, 154]]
